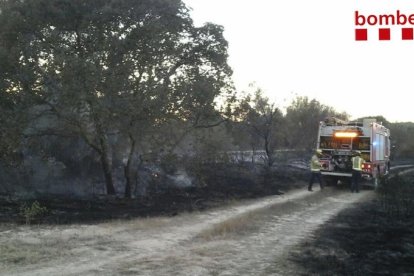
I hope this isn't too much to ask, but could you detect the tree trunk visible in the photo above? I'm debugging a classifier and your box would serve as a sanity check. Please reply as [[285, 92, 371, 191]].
[[124, 134, 136, 198], [99, 137, 116, 195], [124, 165, 132, 198], [100, 153, 116, 195], [264, 136, 273, 167]]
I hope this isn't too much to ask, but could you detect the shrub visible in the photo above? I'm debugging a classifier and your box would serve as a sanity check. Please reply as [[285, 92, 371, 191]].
[[19, 201, 48, 225]]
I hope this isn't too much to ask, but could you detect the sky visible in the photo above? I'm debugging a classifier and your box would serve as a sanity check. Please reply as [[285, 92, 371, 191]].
[[183, 0, 414, 123]]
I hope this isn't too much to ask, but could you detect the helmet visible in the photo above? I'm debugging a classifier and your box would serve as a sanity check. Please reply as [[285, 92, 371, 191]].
[[316, 149, 323, 155], [354, 150, 361, 156]]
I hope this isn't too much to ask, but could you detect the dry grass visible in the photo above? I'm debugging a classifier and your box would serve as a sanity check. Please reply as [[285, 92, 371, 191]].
[[0, 239, 72, 267], [196, 206, 273, 240], [197, 212, 255, 239], [196, 193, 311, 240], [101, 216, 172, 231]]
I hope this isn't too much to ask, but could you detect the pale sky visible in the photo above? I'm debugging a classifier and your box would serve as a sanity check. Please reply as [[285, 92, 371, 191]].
[[183, 0, 414, 123]]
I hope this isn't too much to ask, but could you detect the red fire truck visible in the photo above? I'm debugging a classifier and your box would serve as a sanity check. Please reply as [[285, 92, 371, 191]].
[[316, 117, 391, 187]]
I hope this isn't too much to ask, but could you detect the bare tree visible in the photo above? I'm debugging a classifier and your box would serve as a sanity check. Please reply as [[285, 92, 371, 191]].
[[233, 87, 283, 167]]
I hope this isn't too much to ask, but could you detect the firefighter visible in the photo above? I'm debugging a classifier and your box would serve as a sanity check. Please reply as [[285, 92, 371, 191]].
[[351, 150, 364, 193], [308, 149, 324, 191]]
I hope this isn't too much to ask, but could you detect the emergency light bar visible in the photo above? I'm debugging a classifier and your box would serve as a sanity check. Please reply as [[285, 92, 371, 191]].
[[334, 132, 358, 138]]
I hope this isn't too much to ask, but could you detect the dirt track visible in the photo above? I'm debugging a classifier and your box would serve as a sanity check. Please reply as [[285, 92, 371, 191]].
[[0, 186, 374, 276]]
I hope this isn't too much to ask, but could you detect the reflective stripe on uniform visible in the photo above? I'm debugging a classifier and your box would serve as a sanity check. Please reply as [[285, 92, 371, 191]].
[[352, 156, 363, 171], [310, 155, 321, 171]]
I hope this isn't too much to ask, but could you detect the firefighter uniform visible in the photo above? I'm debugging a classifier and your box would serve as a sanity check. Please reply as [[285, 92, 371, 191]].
[[308, 150, 324, 191], [351, 151, 364, 193]]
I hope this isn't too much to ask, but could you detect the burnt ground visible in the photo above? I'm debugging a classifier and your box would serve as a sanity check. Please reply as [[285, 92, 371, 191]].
[[2, 164, 414, 275], [291, 172, 414, 276], [0, 164, 306, 225], [0, 187, 284, 226]]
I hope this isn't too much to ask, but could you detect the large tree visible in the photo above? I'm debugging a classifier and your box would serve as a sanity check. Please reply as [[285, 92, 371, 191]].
[[284, 96, 348, 151], [0, 0, 232, 195]]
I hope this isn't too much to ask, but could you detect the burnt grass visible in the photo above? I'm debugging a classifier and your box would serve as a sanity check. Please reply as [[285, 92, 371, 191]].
[[291, 173, 414, 276], [2, 164, 414, 275], [0, 163, 307, 225]]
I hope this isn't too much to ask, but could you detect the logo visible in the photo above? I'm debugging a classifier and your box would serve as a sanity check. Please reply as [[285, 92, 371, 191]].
[[355, 10, 414, 41]]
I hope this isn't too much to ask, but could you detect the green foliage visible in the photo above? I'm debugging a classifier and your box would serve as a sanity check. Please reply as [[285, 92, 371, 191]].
[[1, 0, 412, 198], [19, 201, 48, 225], [285, 96, 349, 151], [355, 115, 390, 128], [0, 70, 26, 166], [0, 0, 232, 195]]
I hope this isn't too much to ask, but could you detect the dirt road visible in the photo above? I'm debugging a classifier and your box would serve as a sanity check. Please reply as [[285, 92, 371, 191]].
[[1, 187, 373, 276]]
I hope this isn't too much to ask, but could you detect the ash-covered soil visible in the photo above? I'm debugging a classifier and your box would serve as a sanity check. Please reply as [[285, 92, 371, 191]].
[[0, 164, 306, 225], [291, 173, 414, 276], [0, 180, 289, 226], [291, 202, 414, 276]]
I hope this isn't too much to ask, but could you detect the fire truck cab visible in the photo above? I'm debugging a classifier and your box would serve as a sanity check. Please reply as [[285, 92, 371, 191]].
[[317, 117, 391, 187]]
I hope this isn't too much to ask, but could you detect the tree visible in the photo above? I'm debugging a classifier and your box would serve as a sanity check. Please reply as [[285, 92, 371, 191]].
[[0, 89, 25, 167], [0, 0, 232, 196], [356, 115, 390, 128], [233, 87, 283, 167], [284, 96, 348, 151]]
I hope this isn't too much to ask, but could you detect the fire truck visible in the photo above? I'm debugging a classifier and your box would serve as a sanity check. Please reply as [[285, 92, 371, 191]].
[[316, 117, 391, 187]]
